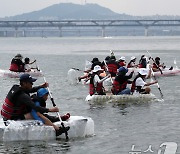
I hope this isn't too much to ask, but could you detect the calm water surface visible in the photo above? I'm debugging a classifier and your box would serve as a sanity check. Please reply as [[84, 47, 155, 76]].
[[0, 36, 180, 153]]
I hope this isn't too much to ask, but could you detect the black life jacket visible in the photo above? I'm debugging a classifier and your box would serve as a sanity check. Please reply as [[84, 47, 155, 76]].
[[1, 85, 26, 120]]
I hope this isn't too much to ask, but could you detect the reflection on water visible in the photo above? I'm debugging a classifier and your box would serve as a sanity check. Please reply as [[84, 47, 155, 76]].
[[0, 140, 71, 153]]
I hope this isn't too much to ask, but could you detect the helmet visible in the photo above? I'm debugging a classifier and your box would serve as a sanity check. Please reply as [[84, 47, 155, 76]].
[[37, 88, 49, 97]]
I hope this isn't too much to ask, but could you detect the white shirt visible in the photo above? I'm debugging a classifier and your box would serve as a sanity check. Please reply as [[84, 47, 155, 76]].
[[93, 74, 109, 87], [24, 64, 31, 71], [135, 77, 147, 87]]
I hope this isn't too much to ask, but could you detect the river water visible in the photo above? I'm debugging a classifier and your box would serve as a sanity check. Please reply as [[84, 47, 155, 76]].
[[0, 36, 180, 153]]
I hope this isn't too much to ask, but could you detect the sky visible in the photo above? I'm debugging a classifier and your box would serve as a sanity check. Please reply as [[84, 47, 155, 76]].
[[0, 0, 180, 18]]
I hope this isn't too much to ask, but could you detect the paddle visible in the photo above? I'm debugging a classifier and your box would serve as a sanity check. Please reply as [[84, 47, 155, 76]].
[[103, 60, 113, 83], [146, 51, 163, 74], [71, 67, 85, 72], [145, 53, 163, 98], [43, 77, 69, 140], [150, 67, 163, 99], [34, 60, 41, 71]]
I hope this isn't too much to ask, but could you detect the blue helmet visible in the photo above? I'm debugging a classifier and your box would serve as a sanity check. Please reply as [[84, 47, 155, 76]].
[[118, 67, 128, 73], [37, 88, 49, 97]]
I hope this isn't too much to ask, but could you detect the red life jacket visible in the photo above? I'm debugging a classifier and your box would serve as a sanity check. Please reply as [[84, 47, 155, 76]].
[[1, 85, 26, 120], [89, 75, 104, 96], [9, 63, 19, 72], [112, 80, 128, 95], [107, 63, 118, 75], [131, 80, 136, 93]]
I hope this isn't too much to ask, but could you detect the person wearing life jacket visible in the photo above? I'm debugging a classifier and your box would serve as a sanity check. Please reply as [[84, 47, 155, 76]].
[[31, 88, 70, 136], [24, 57, 38, 72], [118, 56, 126, 67], [31, 88, 70, 123], [89, 65, 110, 96], [152, 57, 167, 72], [131, 68, 157, 94], [1, 73, 70, 136], [127, 56, 138, 68], [9, 54, 25, 72], [106, 56, 120, 77], [78, 57, 102, 82], [112, 67, 134, 95], [139, 55, 147, 68]]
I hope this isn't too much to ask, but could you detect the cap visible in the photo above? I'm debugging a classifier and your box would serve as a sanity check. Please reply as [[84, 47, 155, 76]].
[[20, 74, 37, 82], [131, 56, 136, 60], [119, 56, 125, 61], [93, 65, 103, 72], [118, 67, 128, 73], [139, 68, 148, 76], [37, 88, 49, 97]]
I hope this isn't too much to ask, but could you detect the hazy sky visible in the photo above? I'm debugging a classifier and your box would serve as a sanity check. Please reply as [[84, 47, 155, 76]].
[[1, 0, 180, 18]]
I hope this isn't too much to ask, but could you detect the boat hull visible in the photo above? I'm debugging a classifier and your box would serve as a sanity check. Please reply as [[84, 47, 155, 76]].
[[0, 69, 43, 78], [0, 116, 94, 141], [128, 67, 180, 78], [86, 94, 156, 104]]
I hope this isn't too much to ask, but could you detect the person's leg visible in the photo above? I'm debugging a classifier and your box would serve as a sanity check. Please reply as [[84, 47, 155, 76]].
[[37, 113, 59, 130], [118, 88, 131, 95]]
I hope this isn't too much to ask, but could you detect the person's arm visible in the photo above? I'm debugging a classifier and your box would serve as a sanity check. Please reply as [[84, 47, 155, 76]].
[[94, 74, 110, 84], [28, 82, 49, 93], [18, 93, 49, 113], [145, 80, 157, 86], [126, 71, 134, 79]]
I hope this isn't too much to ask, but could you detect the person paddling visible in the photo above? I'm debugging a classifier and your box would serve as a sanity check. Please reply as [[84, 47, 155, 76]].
[[0, 74, 70, 136], [89, 65, 110, 96], [31, 88, 70, 122], [24, 57, 38, 72], [9, 54, 25, 72], [112, 67, 134, 95], [31, 88, 70, 136], [131, 68, 157, 94], [152, 57, 167, 72], [127, 56, 138, 68]]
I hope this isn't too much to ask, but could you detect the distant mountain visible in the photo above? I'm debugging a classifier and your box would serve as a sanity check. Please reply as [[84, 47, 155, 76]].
[[2, 3, 133, 20]]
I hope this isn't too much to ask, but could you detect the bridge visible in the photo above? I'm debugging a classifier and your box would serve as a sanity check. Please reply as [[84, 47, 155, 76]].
[[0, 19, 180, 37]]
